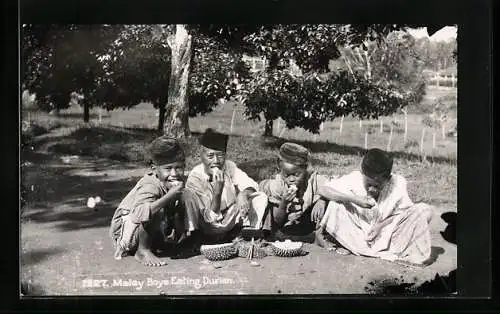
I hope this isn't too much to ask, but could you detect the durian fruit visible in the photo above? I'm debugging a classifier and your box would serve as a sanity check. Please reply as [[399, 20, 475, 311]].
[[200, 243, 237, 261], [236, 242, 267, 259], [270, 240, 304, 257]]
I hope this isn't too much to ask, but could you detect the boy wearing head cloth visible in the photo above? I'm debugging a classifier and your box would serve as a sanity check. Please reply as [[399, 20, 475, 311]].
[[182, 128, 269, 244], [259, 142, 333, 240], [316, 148, 433, 266], [109, 136, 187, 266]]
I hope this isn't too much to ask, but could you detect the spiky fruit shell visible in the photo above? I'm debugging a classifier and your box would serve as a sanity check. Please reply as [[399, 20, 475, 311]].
[[270, 240, 304, 257], [236, 242, 267, 259], [200, 243, 237, 261]]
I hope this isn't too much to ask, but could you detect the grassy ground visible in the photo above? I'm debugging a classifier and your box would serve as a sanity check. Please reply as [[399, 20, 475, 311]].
[[20, 86, 457, 295]]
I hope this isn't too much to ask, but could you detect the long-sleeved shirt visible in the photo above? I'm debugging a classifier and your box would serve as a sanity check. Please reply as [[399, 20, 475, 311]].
[[115, 171, 169, 224], [185, 160, 258, 225], [259, 170, 329, 214], [324, 170, 414, 228]]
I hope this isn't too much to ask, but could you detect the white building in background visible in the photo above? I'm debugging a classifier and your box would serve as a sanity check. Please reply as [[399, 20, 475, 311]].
[[242, 54, 302, 76], [242, 55, 267, 73]]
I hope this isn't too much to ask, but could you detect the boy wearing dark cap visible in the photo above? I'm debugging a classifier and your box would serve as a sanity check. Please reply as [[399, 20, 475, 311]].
[[317, 148, 433, 265], [182, 129, 269, 243], [259, 142, 337, 240], [109, 136, 187, 266]]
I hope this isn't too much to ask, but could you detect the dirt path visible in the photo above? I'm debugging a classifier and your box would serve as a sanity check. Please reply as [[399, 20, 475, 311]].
[[21, 152, 456, 295]]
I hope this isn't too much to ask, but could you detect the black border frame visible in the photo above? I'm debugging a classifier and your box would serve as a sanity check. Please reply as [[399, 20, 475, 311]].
[[4, 0, 495, 311]]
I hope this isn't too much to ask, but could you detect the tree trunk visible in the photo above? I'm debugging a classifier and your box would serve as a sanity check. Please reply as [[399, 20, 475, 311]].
[[163, 25, 192, 138], [264, 117, 274, 137], [83, 102, 90, 123], [157, 105, 166, 132]]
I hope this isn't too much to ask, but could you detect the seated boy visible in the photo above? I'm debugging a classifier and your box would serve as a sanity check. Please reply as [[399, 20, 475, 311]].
[[182, 128, 269, 245], [258, 142, 331, 241], [315, 148, 433, 266], [109, 136, 186, 266]]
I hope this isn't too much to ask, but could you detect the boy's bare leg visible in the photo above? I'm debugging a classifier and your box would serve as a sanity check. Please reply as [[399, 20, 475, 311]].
[[134, 214, 168, 266]]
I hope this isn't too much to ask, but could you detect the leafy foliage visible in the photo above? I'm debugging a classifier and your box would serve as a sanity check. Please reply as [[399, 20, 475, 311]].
[[245, 70, 409, 134], [22, 24, 437, 134], [22, 24, 121, 113], [346, 30, 427, 106], [188, 29, 252, 116], [241, 26, 425, 134], [414, 36, 456, 71], [22, 24, 252, 125], [95, 25, 171, 111]]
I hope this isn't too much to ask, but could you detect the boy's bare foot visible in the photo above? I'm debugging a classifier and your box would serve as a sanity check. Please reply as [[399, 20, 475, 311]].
[[314, 229, 335, 248], [333, 247, 351, 255], [134, 248, 167, 266], [314, 229, 351, 255]]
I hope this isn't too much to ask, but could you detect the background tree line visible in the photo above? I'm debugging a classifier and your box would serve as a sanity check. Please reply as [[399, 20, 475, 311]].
[[21, 24, 455, 137]]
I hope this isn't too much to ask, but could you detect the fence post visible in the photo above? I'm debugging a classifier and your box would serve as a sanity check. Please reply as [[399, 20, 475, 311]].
[[420, 127, 426, 157], [432, 130, 436, 149], [339, 115, 344, 134], [379, 119, 383, 133], [230, 105, 237, 134], [364, 131, 368, 149], [404, 111, 408, 144], [387, 124, 393, 151]]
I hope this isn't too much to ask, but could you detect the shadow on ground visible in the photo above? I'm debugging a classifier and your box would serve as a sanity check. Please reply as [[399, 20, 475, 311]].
[[21, 281, 46, 296], [31, 126, 161, 162], [21, 152, 141, 232], [30, 127, 456, 166], [364, 212, 457, 295], [56, 112, 111, 119], [21, 248, 66, 267], [261, 136, 456, 165]]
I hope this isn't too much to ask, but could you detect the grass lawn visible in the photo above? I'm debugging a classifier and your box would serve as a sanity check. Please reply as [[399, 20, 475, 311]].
[[20, 86, 457, 295]]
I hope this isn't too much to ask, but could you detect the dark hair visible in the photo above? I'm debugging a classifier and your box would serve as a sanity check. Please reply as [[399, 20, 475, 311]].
[[146, 136, 185, 166], [361, 148, 393, 179], [278, 142, 310, 166]]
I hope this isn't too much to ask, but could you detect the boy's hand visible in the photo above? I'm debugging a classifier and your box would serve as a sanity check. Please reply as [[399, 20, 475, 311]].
[[282, 184, 298, 204], [365, 223, 382, 244], [284, 211, 302, 226], [311, 203, 326, 223], [167, 182, 184, 197], [211, 168, 225, 196], [355, 196, 377, 209], [235, 193, 251, 217]]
